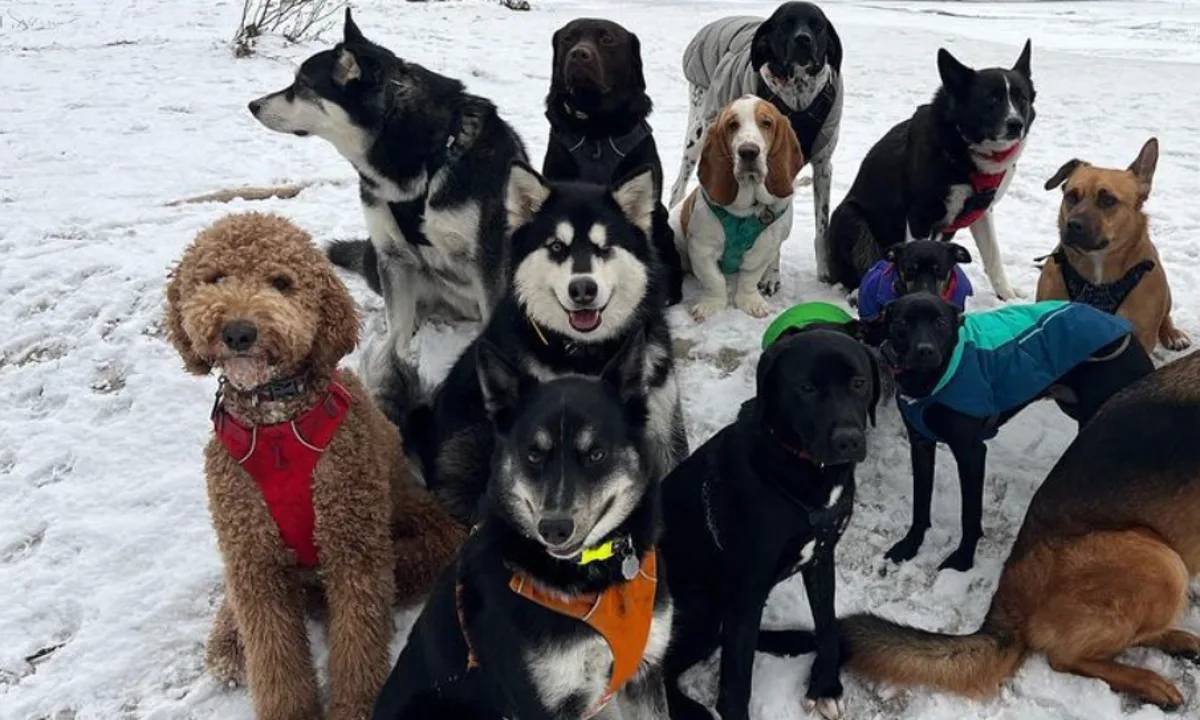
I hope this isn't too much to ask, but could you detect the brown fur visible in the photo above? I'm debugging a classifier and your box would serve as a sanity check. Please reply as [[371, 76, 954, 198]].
[[696, 100, 803, 207], [756, 100, 804, 199], [697, 105, 739, 207], [843, 354, 1200, 710], [1037, 138, 1190, 353], [165, 213, 464, 720]]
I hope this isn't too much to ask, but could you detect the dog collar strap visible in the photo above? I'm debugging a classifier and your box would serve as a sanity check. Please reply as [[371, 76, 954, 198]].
[[509, 549, 658, 719], [212, 373, 352, 567], [759, 77, 837, 159], [1053, 249, 1155, 315], [943, 167, 1007, 235], [974, 142, 1022, 165], [214, 371, 312, 408], [578, 535, 634, 575], [552, 119, 652, 186], [767, 426, 814, 465], [704, 192, 781, 275]]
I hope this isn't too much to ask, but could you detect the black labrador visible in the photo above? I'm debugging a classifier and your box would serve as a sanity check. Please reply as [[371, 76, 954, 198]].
[[660, 324, 880, 720], [879, 293, 1153, 572], [543, 18, 684, 306]]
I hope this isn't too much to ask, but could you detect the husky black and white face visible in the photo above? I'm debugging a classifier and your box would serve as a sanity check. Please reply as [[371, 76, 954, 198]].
[[937, 40, 1037, 160], [477, 335, 651, 559], [505, 163, 657, 342]]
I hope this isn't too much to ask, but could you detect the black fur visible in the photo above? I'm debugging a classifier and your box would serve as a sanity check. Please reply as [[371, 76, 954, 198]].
[[879, 293, 1152, 571], [660, 327, 879, 720], [861, 240, 972, 345], [751, 2, 843, 80], [543, 18, 683, 306], [826, 41, 1036, 290], [371, 346, 668, 719]]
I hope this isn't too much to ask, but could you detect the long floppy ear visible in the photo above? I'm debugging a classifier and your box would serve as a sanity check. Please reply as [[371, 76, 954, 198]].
[[311, 258, 361, 374], [824, 20, 844, 73], [549, 26, 566, 90], [697, 114, 738, 206], [475, 340, 530, 424], [765, 108, 804, 199], [1013, 39, 1033, 79], [1128, 137, 1158, 206], [629, 32, 647, 93], [600, 328, 647, 404], [937, 48, 974, 97], [343, 7, 366, 45], [164, 257, 212, 376], [1044, 158, 1085, 191], [948, 243, 972, 265], [505, 161, 553, 233], [612, 166, 656, 237], [749, 18, 776, 72]]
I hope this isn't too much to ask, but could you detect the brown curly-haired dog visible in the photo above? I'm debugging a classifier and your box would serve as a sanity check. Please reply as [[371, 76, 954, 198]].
[[165, 212, 464, 720]]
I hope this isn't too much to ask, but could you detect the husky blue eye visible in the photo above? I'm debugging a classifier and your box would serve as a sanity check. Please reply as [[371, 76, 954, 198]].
[[587, 448, 606, 464], [548, 241, 567, 255], [526, 450, 543, 465]]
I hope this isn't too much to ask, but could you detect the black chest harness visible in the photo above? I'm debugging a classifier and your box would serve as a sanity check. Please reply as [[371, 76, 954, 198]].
[[757, 78, 837, 160], [549, 118, 652, 185], [1053, 249, 1155, 315]]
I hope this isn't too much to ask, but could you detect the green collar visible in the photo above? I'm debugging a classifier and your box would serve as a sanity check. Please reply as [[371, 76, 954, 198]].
[[704, 193, 780, 275]]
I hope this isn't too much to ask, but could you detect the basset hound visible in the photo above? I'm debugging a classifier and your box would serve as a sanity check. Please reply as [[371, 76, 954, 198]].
[[669, 95, 804, 321]]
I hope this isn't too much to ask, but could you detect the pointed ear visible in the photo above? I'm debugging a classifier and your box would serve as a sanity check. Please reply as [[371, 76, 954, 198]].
[[344, 8, 366, 45], [333, 48, 362, 86], [765, 108, 804, 199], [937, 48, 974, 97], [505, 161, 552, 233], [600, 329, 647, 403], [1128, 137, 1158, 206], [629, 32, 647, 92], [697, 114, 737, 206], [1013, 39, 1032, 78], [1044, 159, 1085, 191], [949, 243, 972, 265], [612, 166, 656, 236], [476, 341, 528, 423]]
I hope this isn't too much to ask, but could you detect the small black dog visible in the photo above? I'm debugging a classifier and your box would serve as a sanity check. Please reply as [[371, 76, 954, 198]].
[[372, 333, 674, 719], [543, 18, 684, 306], [856, 239, 974, 344], [879, 293, 1153, 571], [660, 325, 880, 720]]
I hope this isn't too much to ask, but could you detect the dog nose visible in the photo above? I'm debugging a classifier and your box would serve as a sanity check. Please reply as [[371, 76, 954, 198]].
[[568, 45, 593, 62], [1005, 118, 1024, 137], [737, 144, 760, 161], [248, 100, 262, 116], [221, 320, 258, 352], [568, 277, 598, 305], [1066, 217, 1085, 235], [830, 427, 866, 462], [795, 32, 813, 48], [914, 343, 938, 362], [537, 517, 576, 547]]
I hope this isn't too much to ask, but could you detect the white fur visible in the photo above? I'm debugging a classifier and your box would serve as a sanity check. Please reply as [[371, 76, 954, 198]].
[[669, 96, 796, 321], [798, 539, 817, 567], [760, 63, 831, 113], [525, 634, 612, 712], [826, 484, 843, 509]]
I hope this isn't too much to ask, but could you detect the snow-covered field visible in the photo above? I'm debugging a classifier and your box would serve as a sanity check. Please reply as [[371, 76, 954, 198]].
[[4, 0, 1200, 718]]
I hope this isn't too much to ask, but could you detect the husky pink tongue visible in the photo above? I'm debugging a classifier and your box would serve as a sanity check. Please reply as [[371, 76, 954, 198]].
[[569, 309, 601, 332]]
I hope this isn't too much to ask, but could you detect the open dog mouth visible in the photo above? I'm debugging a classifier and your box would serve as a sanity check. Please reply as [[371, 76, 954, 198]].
[[215, 353, 276, 390], [561, 303, 607, 333]]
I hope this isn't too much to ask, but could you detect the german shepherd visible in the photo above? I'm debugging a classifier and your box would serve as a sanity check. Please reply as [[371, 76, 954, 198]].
[[842, 352, 1200, 711]]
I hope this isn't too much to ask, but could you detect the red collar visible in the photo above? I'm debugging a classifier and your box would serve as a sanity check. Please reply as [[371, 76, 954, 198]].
[[212, 372, 352, 567]]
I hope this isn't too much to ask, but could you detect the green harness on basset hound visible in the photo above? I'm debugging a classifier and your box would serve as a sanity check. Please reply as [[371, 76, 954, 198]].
[[705, 194, 783, 275]]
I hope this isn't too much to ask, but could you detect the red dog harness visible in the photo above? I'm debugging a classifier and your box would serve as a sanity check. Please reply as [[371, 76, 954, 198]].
[[212, 374, 352, 567], [942, 144, 1021, 235]]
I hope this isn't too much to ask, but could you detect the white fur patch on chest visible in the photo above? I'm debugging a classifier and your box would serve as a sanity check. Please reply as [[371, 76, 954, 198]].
[[525, 634, 612, 713], [359, 196, 480, 285], [760, 64, 831, 111], [941, 184, 973, 228]]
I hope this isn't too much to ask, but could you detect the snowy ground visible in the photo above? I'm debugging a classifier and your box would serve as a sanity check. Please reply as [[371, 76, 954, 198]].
[[4, 0, 1200, 718]]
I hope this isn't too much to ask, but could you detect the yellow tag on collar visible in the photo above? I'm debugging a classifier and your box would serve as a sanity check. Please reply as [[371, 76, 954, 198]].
[[578, 541, 615, 565]]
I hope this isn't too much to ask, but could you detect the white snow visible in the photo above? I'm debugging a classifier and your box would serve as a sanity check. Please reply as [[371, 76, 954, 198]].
[[3, 0, 1200, 718]]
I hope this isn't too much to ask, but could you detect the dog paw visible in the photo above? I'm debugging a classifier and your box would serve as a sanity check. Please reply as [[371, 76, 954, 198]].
[[1142, 674, 1185, 711], [758, 271, 782, 297], [691, 297, 727, 322], [734, 291, 771, 318], [884, 533, 924, 564], [994, 284, 1026, 301], [1163, 328, 1192, 352], [803, 698, 845, 720], [937, 547, 976, 573]]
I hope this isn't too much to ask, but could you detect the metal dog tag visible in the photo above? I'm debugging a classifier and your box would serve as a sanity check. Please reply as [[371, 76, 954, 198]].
[[621, 554, 640, 581]]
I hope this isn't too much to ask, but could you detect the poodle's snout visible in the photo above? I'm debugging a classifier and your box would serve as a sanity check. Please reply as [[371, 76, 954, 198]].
[[221, 320, 258, 353]]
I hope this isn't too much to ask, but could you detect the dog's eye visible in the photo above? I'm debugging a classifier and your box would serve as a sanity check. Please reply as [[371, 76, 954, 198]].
[[600, 33, 615, 46], [728, 119, 740, 132], [936, 317, 950, 329], [851, 377, 867, 391], [270, 275, 293, 292], [548, 241, 567, 255], [586, 448, 607, 464], [799, 383, 818, 394], [205, 273, 226, 285], [1096, 191, 1117, 209], [526, 449, 544, 465], [1064, 190, 1080, 207], [759, 116, 774, 129]]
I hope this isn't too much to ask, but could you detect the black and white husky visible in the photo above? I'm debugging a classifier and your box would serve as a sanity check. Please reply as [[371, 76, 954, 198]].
[[248, 9, 527, 362], [375, 163, 688, 526], [371, 337, 673, 720]]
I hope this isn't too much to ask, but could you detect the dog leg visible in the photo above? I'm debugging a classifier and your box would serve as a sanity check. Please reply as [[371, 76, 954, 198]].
[[886, 432, 936, 563], [733, 231, 782, 318], [969, 211, 1022, 300], [377, 257, 419, 359], [669, 84, 706, 207], [939, 441, 987, 572], [812, 155, 834, 283], [389, 483, 467, 603], [1138, 629, 1200, 661], [715, 578, 775, 720], [653, 202, 685, 306], [205, 598, 245, 686], [689, 245, 730, 321], [619, 664, 671, 720], [1159, 314, 1192, 352], [757, 251, 782, 297], [663, 610, 721, 720], [801, 556, 844, 720]]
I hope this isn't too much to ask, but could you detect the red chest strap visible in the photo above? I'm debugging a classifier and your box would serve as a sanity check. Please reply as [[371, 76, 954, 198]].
[[212, 374, 352, 567]]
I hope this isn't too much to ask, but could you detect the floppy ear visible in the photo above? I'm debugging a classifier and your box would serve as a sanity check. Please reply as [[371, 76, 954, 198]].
[[549, 27, 566, 89], [600, 329, 647, 403], [311, 259, 361, 374], [333, 48, 362, 86], [697, 116, 738, 206], [824, 20, 844, 73], [749, 18, 776, 72], [865, 347, 881, 427], [1044, 159, 1085, 191], [765, 109, 804, 199], [612, 166, 656, 236], [949, 243, 972, 265], [164, 258, 212, 376], [476, 341, 529, 423], [629, 32, 647, 93], [1013, 39, 1033, 79], [505, 161, 553, 233], [1128, 137, 1158, 206], [343, 7, 366, 45], [937, 48, 974, 97]]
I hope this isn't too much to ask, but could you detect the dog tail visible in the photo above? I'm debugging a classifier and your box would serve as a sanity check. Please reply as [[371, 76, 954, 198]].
[[840, 607, 1027, 698], [326, 239, 382, 295]]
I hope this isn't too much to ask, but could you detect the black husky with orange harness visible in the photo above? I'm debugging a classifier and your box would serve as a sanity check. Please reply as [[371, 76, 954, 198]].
[[371, 333, 674, 720]]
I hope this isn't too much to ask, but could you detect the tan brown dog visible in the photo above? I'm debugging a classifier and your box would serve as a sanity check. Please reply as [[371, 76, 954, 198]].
[[1037, 138, 1190, 353], [165, 213, 464, 720]]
